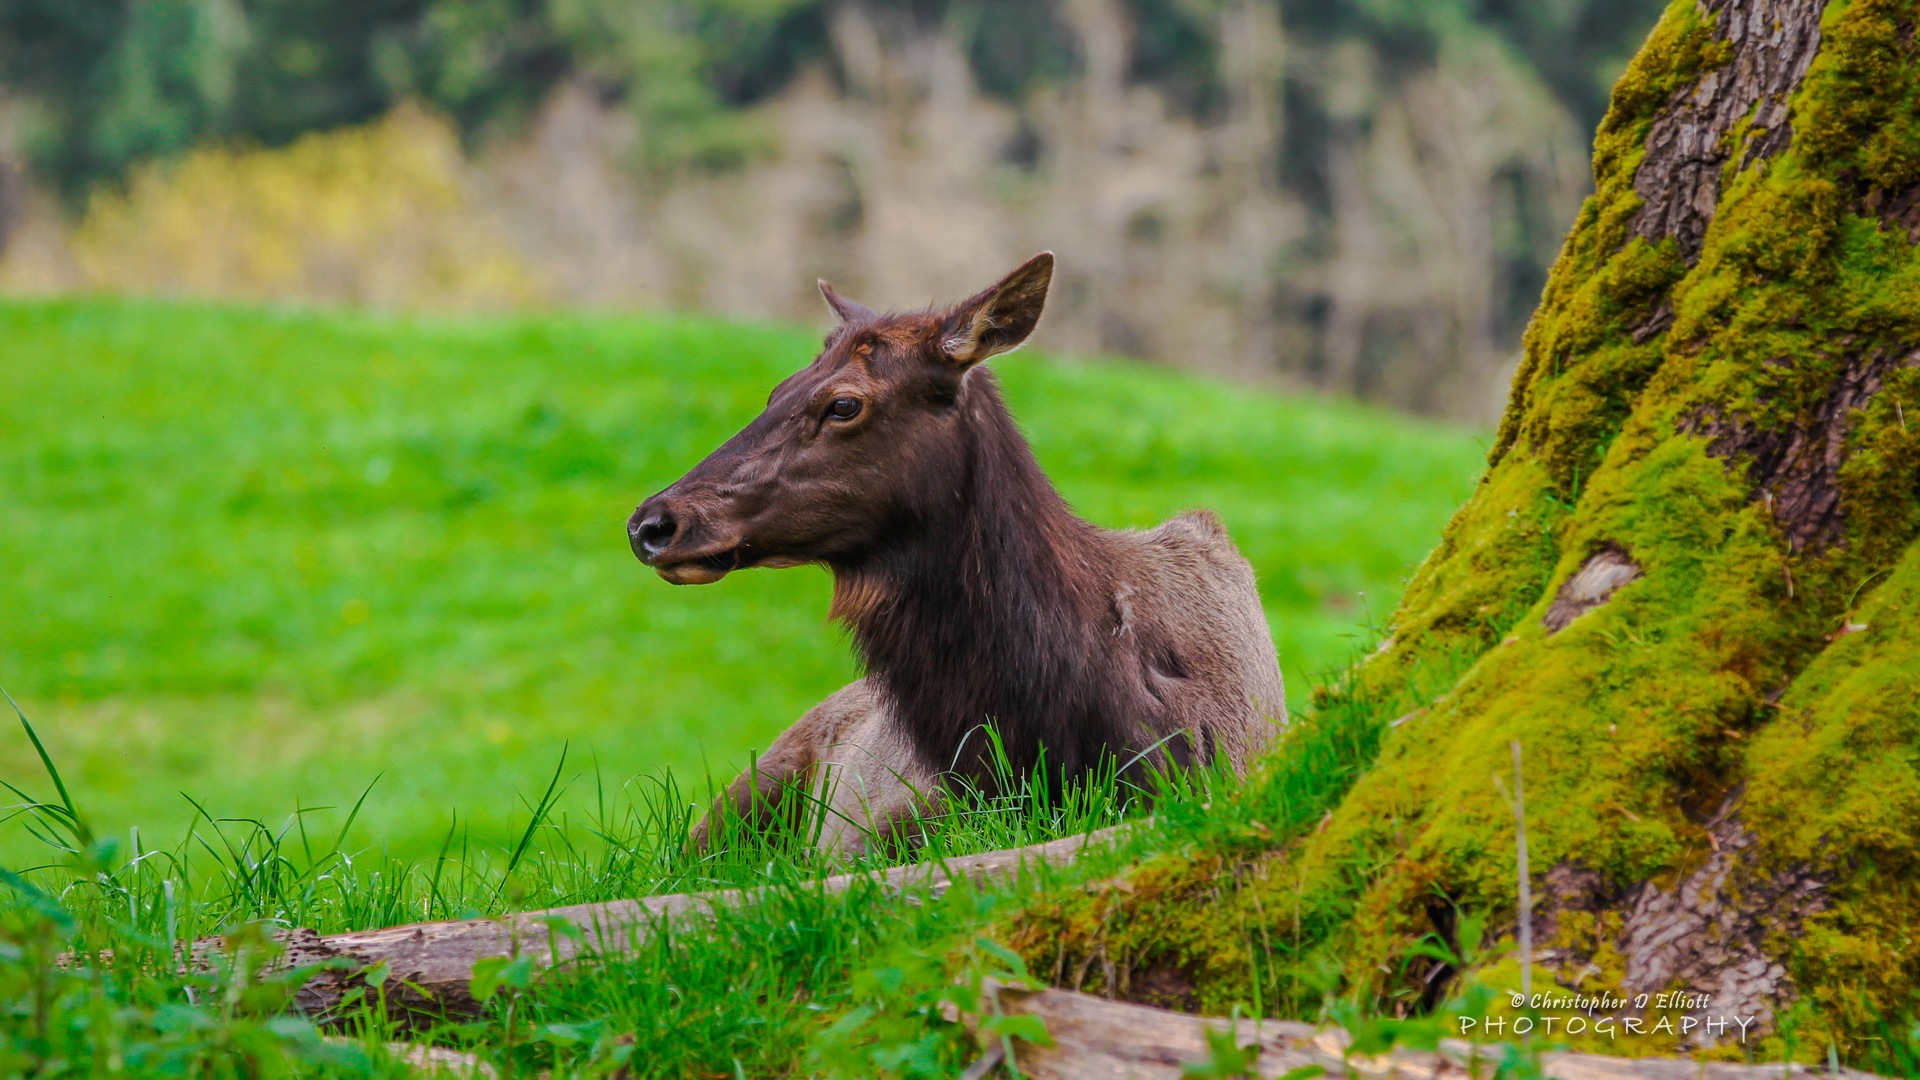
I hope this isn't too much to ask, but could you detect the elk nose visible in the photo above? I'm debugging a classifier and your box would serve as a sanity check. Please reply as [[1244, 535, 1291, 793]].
[[628, 507, 678, 562]]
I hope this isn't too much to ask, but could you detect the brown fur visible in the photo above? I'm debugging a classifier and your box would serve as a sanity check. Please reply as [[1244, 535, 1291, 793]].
[[632, 253, 1286, 853]]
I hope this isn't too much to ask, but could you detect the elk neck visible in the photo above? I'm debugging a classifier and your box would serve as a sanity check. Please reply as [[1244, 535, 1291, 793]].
[[828, 368, 1129, 784]]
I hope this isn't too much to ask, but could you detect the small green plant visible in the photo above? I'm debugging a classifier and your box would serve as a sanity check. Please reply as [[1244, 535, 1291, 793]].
[[807, 881, 1053, 1080]]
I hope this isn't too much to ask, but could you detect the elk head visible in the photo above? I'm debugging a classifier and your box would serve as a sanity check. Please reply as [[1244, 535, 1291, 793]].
[[628, 252, 1055, 584]]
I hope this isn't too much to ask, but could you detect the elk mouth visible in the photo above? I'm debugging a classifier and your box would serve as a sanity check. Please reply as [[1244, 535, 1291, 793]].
[[654, 548, 741, 585]]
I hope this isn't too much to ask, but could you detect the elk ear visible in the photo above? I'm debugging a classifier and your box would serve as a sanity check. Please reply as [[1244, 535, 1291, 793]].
[[940, 251, 1054, 365], [819, 280, 876, 324]]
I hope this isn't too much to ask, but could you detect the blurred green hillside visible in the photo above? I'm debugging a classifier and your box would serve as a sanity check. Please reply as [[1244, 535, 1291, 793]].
[[0, 300, 1486, 861]]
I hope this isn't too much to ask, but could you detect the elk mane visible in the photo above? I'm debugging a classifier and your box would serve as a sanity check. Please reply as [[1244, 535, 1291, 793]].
[[828, 367, 1148, 786]]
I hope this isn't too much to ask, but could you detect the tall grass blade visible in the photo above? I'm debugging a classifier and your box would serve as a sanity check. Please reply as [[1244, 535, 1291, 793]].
[[331, 773, 383, 855], [501, 743, 571, 885], [4, 686, 87, 842]]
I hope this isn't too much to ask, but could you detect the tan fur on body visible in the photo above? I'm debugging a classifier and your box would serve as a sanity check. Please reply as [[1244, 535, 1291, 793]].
[[686, 682, 937, 855]]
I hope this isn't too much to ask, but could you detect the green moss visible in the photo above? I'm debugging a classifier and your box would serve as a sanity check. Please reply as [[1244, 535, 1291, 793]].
[[1490, 0, 1721, 473], [1383, 0, 1731, 707], [1382, 0, 1728, 698], [1840, 365, 1920, 566], [1743, 544, 1920, 1052], [1797, 0, 1920, 191], [1358, 460, 1561, 695]]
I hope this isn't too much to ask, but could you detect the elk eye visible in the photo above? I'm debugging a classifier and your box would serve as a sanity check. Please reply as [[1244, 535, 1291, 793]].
[[827, 397, 863, 420]]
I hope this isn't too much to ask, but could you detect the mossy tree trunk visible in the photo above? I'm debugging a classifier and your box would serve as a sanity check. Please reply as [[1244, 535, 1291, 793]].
[[1011, 0, 1920, 1061]]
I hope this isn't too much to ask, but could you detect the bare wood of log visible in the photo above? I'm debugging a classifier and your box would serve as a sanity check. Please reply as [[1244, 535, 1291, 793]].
[[204, 826, 1135, 1021], [974, 981, 1887, 1080]]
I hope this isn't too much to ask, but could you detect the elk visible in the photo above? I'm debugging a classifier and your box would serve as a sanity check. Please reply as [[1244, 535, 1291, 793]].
[[628, 252, 1286, 853]]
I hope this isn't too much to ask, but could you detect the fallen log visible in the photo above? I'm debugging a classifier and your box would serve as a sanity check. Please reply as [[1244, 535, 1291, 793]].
[[971, 981, 1884, 1080], [204, 825, 1136, 1022]]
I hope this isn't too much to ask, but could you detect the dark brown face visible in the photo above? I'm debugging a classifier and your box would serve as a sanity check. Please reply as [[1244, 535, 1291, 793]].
[[628, 252, 1054, 584]]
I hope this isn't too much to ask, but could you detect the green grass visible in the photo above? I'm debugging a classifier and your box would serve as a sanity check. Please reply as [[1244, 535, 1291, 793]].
[[0, 684, 1213, 1077], [0, 639, 1520, 1078], [0, 297, 1486, 863]]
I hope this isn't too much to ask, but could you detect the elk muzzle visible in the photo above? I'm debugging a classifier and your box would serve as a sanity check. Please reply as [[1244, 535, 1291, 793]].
[[628, 495, 741, 585]]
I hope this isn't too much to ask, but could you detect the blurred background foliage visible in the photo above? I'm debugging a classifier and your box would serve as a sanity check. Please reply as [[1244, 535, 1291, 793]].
[[0, 0, 1650, 192], [70, 105, 543, 307], [0, 0, 1666, 419]]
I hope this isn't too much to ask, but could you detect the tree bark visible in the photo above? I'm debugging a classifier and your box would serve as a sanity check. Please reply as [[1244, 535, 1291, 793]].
[[1006, 0, 1920, 1061]]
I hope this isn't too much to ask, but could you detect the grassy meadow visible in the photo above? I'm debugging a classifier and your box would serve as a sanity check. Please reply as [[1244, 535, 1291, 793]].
[[0, 298, 1487, 865]]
